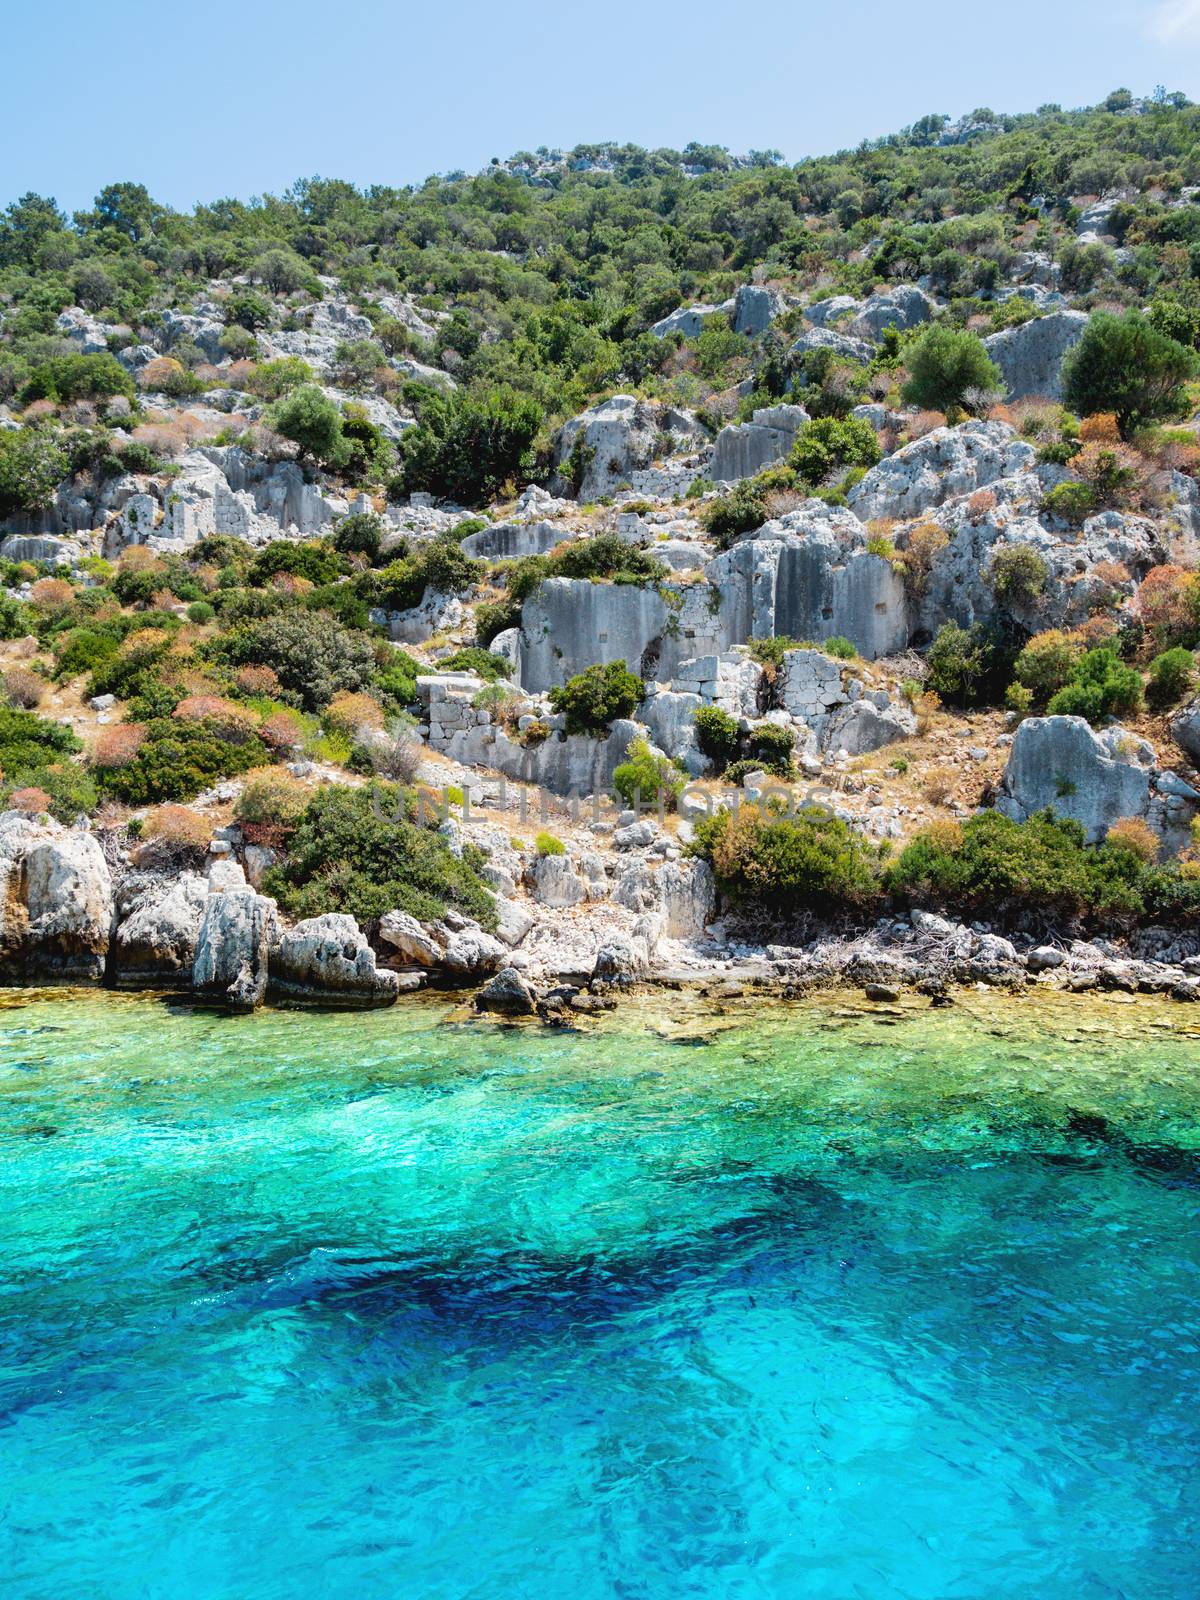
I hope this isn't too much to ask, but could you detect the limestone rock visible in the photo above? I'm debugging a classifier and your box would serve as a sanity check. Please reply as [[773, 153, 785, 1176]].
[[494, 898, 535, 947], [983, 311, 1088, 402], [711, 405, 808, 482], [996, 716, 1155, 843], [849, 421, 1036, 522], [113, 872, 206, 987], [378, 910, 444, 965], [790, 327, 874, 365], [0, 814, 114, 983], [731, 284, 789, 336], [550, 395, 705, 500], [530, 853, 587, 907], [850, 286, 934, 339], [474, 966, 537, 1015], [657, 858, 716, 939], [1171, 694, 1200, 766], [440, 925, 506, 976], [192, 887, 277, 1012], [269, 913, 398, 1005]]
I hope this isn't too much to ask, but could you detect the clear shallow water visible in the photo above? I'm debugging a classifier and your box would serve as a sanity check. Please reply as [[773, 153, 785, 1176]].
[[2, 990, 1199, 1600]]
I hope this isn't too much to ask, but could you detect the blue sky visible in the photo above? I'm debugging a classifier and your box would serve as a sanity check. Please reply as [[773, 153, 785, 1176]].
[[4, 0, 1200, 215]]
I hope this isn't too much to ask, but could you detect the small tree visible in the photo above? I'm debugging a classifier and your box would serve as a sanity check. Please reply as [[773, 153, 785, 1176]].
[[901, 326, 1003, 418], [268, 385, 349, 468], [547, 661, 645, 735], [1062, 312, 1199, 436]]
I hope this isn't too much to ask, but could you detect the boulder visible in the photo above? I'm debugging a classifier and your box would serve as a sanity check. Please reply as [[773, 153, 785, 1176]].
[[192, 887, 277, 1012], [710, 404, 808, 482], [0, 813, 114, 983], [112, 872, 207, 987], [849, 421, 1036, 522], [269, 913, 398, 1005], [440, 925, 506, 977], [790, 326, 874, 365], [550, 395, 705, 500], [474, 966, 537, 1016], [850, 286, 934, 339], [378, 910, 444, 966], [731, 284, 788, 336], [651, 301, 731, 339], [494, 898, 535, 948], [530, 853, 587, 908], [460, 520, 567, 560], [996, 716, 1154, 843], [983, 311, 1089, 402], [803, 295, 861, 328], [823, 698, 916, 756], [1171, 694, 1200, 766]]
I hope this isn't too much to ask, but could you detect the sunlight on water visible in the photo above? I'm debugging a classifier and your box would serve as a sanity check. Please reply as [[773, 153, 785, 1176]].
[[1, 988, 1198, 1599]]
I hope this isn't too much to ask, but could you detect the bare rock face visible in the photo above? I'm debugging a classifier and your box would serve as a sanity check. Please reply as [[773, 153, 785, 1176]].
[[0, 812, 114, 983], [269, 913, 398, 1006], [549, 395, 705, 500], [983, 311, 1088, 402], [849, 421, 1036, 522], [996, 716, 1155, 843], [192, 886, 278, 1012], [657, 859, 716, 940], [113, 872, 207, 987]]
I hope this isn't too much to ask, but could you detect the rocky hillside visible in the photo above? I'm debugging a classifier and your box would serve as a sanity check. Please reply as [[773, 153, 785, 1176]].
[[7, 90, 1200, 1008]]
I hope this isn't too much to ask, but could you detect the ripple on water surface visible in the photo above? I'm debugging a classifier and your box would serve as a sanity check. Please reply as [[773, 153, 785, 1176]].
[[1, 989, 1198, 1599]]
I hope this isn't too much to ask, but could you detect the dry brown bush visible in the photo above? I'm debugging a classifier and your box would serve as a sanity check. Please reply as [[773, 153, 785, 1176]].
[[905, 410, 946, 440], [324, 691, 385, 736], [3, 669, 44, 709], [92, 724, 148, 769], [172, 695, 260, 743], [234, 665, 282, 698], [137, 803, 212, 868], [258, 711, 306, 752], [898, 523, 949, 598], [966, 489, 996, 522], [1079, 412, 1122, 444], [7, 787, 51, 815], [1133, 563, 1197, 639], [29, 577, 74, 609], [1105, 816, 1159, 863], [922, 766, 957, 805]]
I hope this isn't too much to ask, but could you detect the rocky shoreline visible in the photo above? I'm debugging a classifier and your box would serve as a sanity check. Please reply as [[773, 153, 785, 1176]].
[[3, 805, 1198, 1021]]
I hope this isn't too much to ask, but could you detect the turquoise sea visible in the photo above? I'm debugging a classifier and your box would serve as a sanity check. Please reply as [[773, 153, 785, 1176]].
[[2, 988, 1199, 1599]]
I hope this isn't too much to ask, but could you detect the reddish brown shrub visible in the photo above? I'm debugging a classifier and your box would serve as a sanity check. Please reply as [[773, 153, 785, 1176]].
[[3, 669, 44, 709], [29, 577, 74, 610], [234, 665, 282, 698], [92, 724, 148, 769], [7, 786, 51, 815]]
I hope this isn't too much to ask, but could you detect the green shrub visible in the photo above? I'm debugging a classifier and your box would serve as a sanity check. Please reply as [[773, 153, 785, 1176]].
[[900, 325, 1002, 417], [19, 352, 134, 405], [926, 621, 1011, 707], [693, 705, 740, 769], [94, 718, 269, 804], [613, 736, 684, 810], [824, 635, 857, 659], [789, 415, 880, 485], [332, 512, 384, 561], [1046, 646, 1143, 723], [268, 385, 348, 467], [988, 544, 1048, 608], [222, 611, 376, 712], [398, 385, 542, 506], [692, 803, 881, 912], [699, 480, 767, 547], [365, 532, 483, 613], [373, 652, 420, 710], [0, 427, 69, 515], [1011, 630, 1083, 706], [263, 783, 495, 929], [547, 660, 645, 735], [1043, 480, 1097, 523], [745, 722, 795, 775], [186, 601, 215, 624], [1063, 311, 1199, 435], [437, 647, 512, 681], [0, 707, 83, 796], [535, 831, 565, 856], [888, 808, 1151, 922], [245, 357, 314, 400], [248, 540, 344, 587], [224, 290, 273, 331], [1146, 646, 1196, 711]]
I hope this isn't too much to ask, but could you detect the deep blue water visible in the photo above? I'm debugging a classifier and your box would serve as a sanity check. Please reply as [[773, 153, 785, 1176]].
[[1, 990, 1199, 1598]]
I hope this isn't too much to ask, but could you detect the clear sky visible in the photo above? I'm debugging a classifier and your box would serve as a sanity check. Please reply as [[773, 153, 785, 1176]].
[[4, 0, 1200, 215]]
